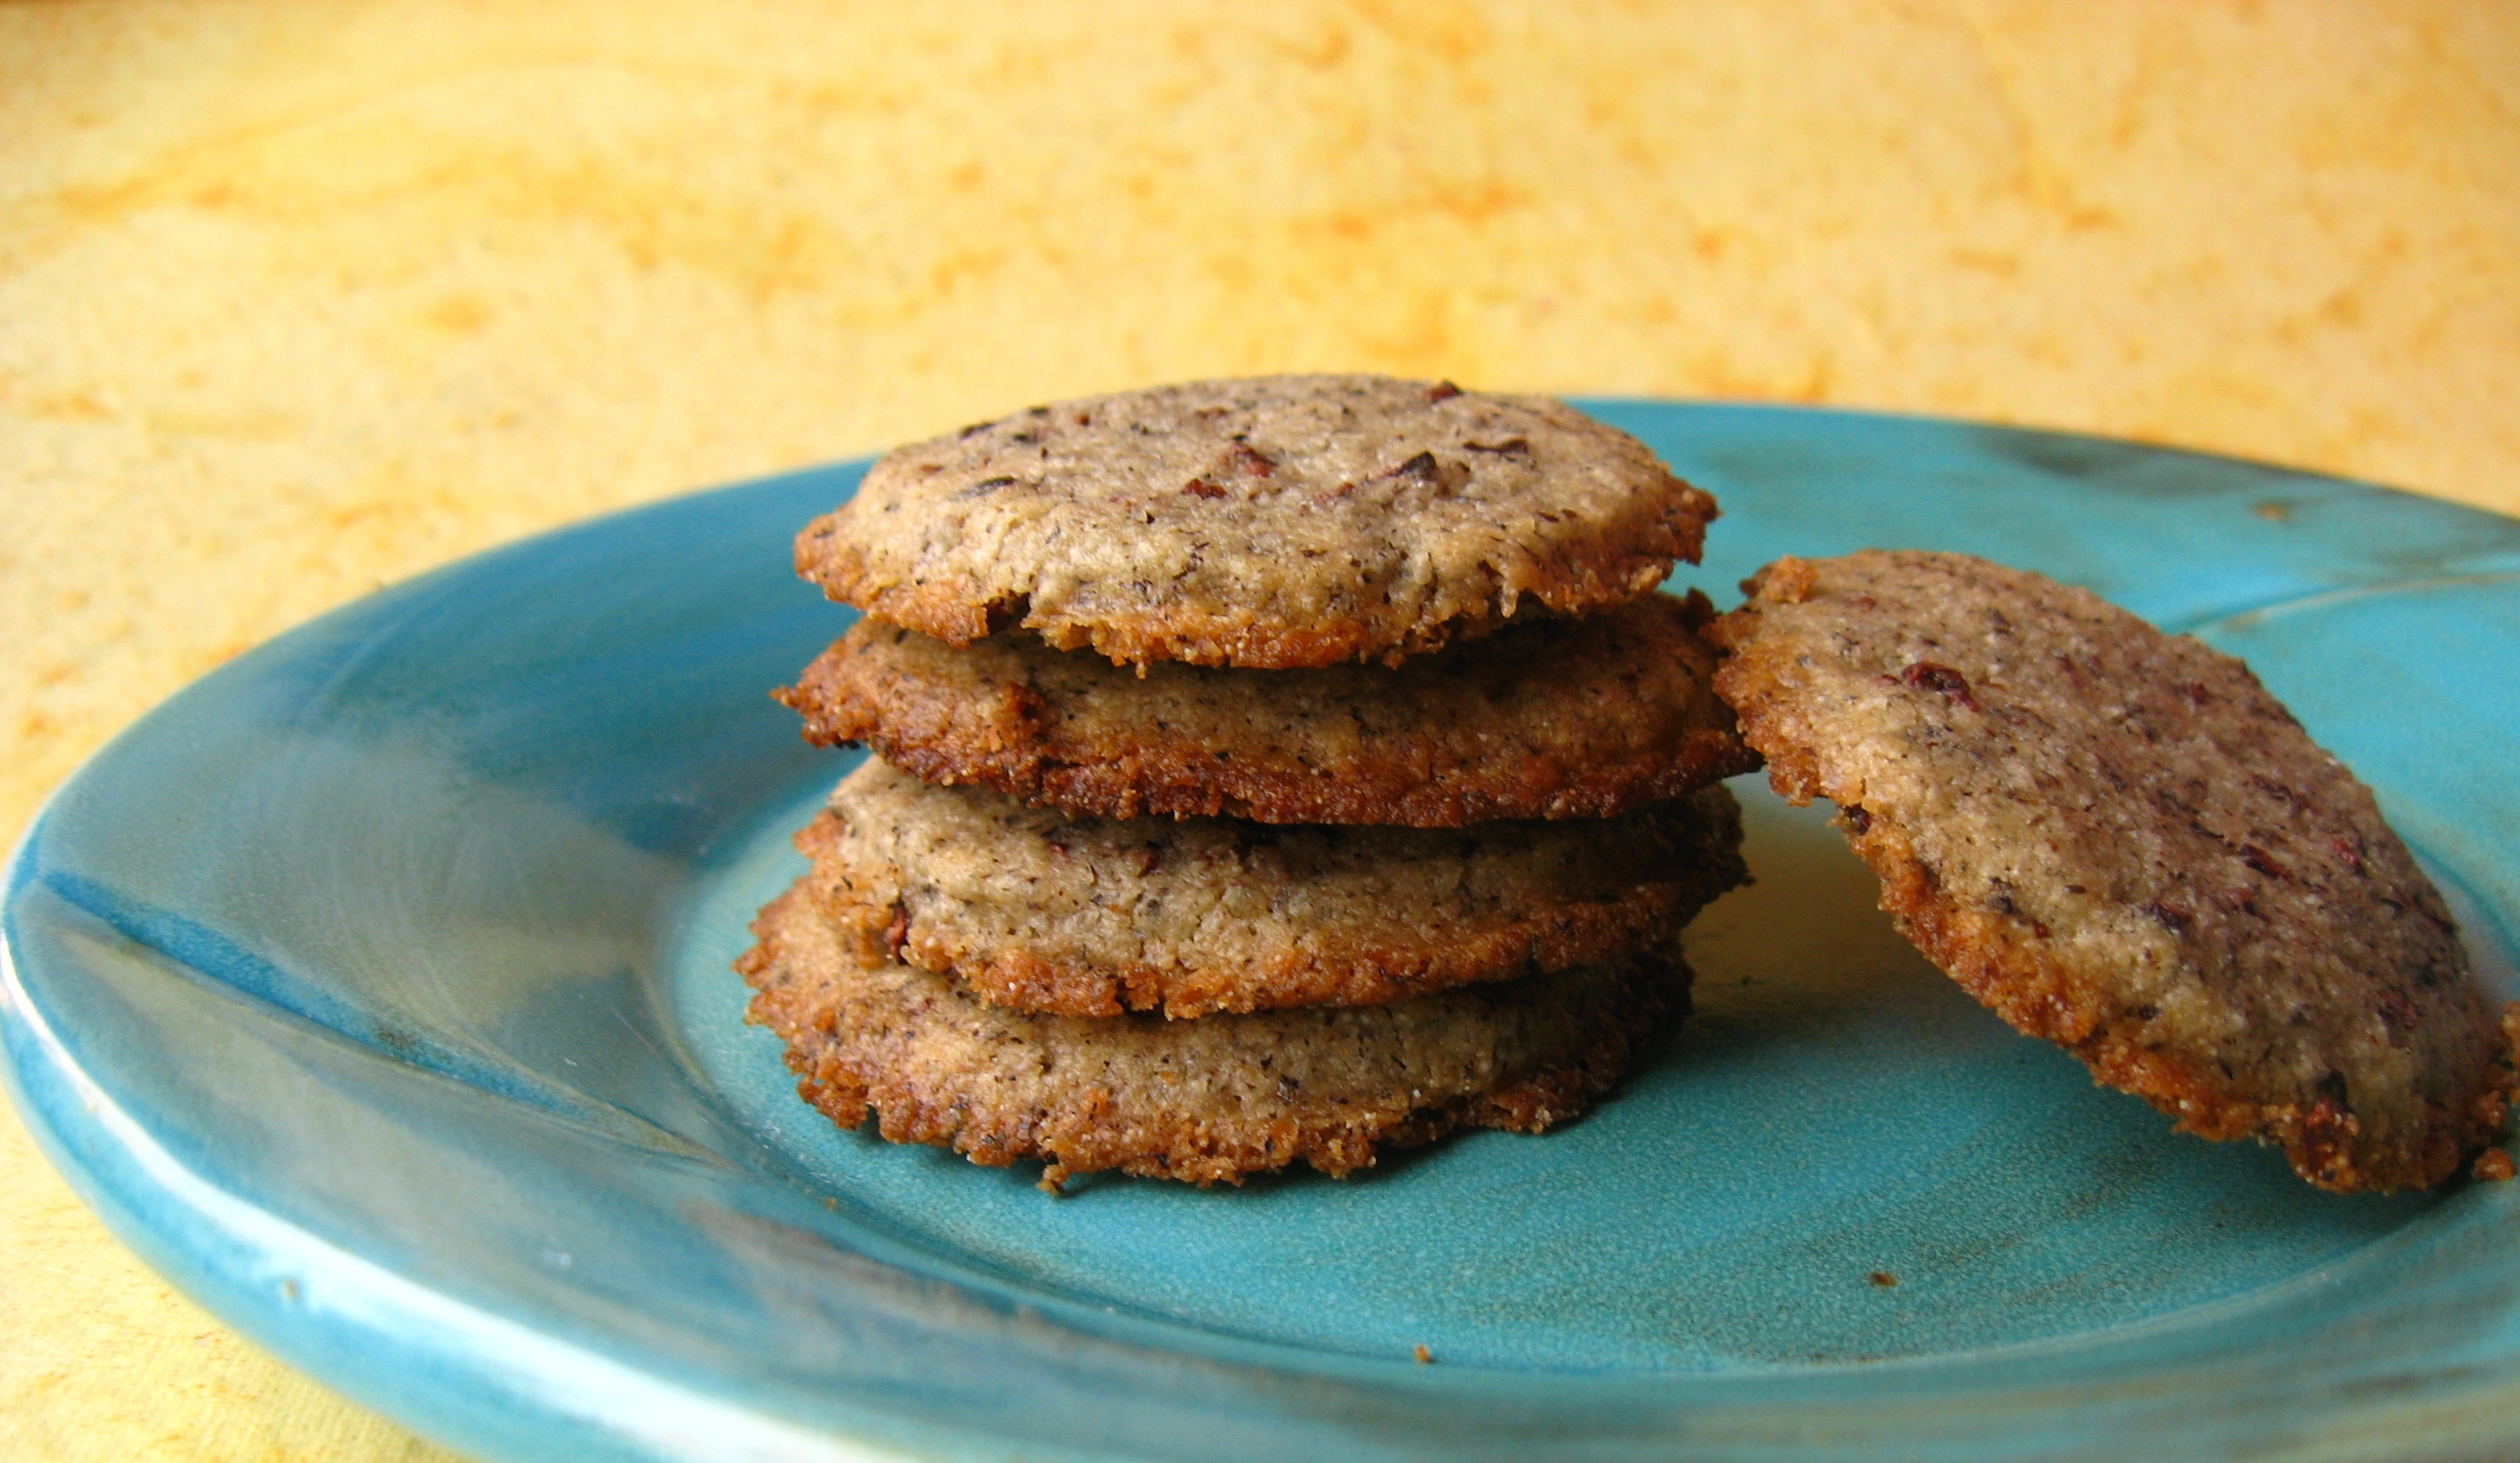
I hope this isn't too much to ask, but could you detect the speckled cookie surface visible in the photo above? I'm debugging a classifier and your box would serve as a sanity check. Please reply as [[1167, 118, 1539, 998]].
[[738, 877, 1690, 1188], [795, 375, 1718, 668], [1710, 550, 2517, 1193], [802, 759, 1744, 1019], [778, 591, 1759, 826]]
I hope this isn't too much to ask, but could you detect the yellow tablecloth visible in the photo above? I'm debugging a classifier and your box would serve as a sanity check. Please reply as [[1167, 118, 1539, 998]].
[[6, 3, 2518, 1458]]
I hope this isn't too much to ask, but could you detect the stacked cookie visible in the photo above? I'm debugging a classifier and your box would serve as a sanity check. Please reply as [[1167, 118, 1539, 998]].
[[738, 375, 1760, 1188]]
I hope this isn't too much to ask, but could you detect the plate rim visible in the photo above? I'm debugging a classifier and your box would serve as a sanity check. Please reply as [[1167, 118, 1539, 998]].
[[10, 398, 2520, 1463]]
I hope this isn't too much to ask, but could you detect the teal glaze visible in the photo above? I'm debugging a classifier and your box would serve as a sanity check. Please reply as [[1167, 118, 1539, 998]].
[[7, 404, 2520, 1462]]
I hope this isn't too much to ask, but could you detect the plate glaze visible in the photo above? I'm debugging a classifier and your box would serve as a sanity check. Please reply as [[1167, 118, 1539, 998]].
[[8, 403, 2520, 1462]]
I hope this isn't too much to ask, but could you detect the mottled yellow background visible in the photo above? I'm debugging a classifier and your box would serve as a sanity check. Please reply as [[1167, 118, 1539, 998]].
[[4, 2, 2517, 1458]]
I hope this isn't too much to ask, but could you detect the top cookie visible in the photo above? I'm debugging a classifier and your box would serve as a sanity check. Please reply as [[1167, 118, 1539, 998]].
[[1710, 550, 2517, 1193], [795, 375, 1718, 668]]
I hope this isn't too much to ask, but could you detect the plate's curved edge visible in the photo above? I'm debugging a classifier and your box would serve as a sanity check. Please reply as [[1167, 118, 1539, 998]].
[[1576, 396, 2520, 534], [2177, 568, 2520, 636], [1583, 398, 2520, 643], [0, 896, 918, 1463]]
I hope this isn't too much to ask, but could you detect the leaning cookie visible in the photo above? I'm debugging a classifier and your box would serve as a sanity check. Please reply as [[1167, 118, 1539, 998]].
[[739, 877, 1691, 1189], [1709, 550, 2518, 1193], [795, 375, 1718, 668], [800, 759, 1746, 1019], [778, 592, 1759, 826]]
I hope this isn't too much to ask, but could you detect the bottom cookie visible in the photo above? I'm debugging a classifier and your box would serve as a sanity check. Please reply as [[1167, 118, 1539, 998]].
[[739, 877, 1692, 1189]]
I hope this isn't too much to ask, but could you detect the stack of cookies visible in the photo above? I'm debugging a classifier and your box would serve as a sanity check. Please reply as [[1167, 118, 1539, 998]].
[[737, 375, 1761, 1188]]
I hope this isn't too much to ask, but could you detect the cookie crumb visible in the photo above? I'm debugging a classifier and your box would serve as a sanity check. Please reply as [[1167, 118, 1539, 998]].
[[1754, 556, 1817, 605], [1413, 1344, 1434, 1363], [1868, 1271, 1898, 1288], [2475, 1147, 2515, 1183]]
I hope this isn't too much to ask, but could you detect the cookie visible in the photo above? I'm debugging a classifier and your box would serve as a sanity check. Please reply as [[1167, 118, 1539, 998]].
[[1709, 550, 2518, 1193], [777, 591, 1760, 826], [738, 877, 1691, 1188], [802, 759, 1747, 1019], [795, 375, 1718, 668]]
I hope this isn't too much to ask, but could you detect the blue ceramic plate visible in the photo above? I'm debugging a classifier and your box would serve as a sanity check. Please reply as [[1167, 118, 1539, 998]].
[[9, 404, 2520, 1463]]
